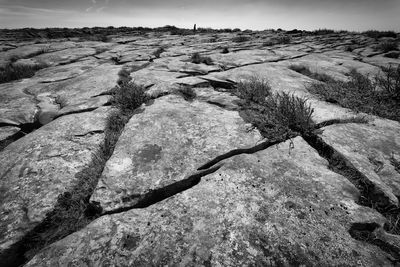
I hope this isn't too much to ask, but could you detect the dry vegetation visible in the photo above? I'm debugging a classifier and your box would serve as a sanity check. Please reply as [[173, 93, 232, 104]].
[[235, 76, 314, 139], [307, 66, 400, 122]]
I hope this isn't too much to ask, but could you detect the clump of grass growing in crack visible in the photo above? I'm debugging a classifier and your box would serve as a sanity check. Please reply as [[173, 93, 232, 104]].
[[0, 62, 48, 84], [376, 64, 400, 101], [221, 47, 229, 54], [111, 81, 147, 113], [377, 41, 399, 53], [289, 65, 334, 83], [117, 68, 132, 85], [236, 76, 314, 139], [190, 52, 213, 65], [307, 68, 400, 122], [153, 47, 165, 58], [232, 35, 251, 43], [384, 210, 400, 236], [267, 92, 315, 135], [275, 35, 291, 44], [172, 85, 197, 101], [235, 76, 272, 104]]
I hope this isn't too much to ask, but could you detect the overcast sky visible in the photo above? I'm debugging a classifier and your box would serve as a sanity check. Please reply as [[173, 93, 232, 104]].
[[0, 0, 399, 31]]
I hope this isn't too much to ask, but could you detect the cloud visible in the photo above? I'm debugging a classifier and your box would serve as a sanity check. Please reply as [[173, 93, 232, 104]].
[[0, 4, 73, 14], [96, 6, 106, 12]]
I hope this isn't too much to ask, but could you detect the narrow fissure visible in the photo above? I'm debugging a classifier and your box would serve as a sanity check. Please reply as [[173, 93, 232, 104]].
[[198, 135, 295, 171], [0, 120, 42, 152], [349, 223, 400, 263], [303, 133, 400, 259], [103, 164, 223, 215]]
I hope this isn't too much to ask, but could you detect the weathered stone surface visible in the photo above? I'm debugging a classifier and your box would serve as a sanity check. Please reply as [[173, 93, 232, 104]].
[[153, 56, 221, 75], [30, 60, 99, 83], [28, 63, 121, 107], [0, 126, 20, 142], [57, 95, 111, 117], [0, 80, 38, 126], [29, 47, 97, 66], [195, 87, 240, 110], [319, 121, 400, 206], [207, 49, 282, 68], [91, 94, 262, 212], [0, 107, 110, 253], [0, 44, 52, 66], [1, 30, 400, 266], [363, 55, 400, 68], [26, 138, 391, 266]]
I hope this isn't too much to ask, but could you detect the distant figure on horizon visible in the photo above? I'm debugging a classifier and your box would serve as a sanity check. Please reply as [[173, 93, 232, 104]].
[[193, 24, 197, 33]]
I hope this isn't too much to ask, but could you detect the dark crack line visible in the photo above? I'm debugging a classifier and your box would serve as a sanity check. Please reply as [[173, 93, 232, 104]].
[[54, 107, 100, 120], [302, 132, 400, 257], [102, 164, 223, 215], [39, 75, 79, 84], [74, 130, 104, 137], [314, 117, 369, 129], [349, 223, 400, 263], [303, 133, 395, 208], [198, 134, 297, 171]]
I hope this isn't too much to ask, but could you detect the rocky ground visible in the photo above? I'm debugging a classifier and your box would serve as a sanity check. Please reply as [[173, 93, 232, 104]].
[[0, 29, 400, 266]]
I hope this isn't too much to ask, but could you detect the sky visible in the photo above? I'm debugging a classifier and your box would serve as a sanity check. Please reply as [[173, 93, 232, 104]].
[[0, 0, 399, 31]]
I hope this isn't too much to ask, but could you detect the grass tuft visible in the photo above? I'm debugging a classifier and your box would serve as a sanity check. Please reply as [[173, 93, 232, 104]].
[[0, 62, 48, 84], [307, 68, 400, 122], [117, 68, 132, 85], [289, 65, 334, 82], [236, 76, 314, 139], [235, 76, 272, 104], [267, 92, 315, 135], [378, 41, 399, 53], [172, 85, 197, 101], [221, 47, 230, 54], [232, 35, 251, 43], [111, 81, 146, 113], [376, 65, 400, 101], [190, 52, 213, 65], [153, 47, 165, 58]]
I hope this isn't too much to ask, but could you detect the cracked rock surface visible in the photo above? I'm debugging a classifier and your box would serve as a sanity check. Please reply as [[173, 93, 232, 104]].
[[0, 107, 110, 253], [0, 29, 399, 266], [26, 138, 391, 266]]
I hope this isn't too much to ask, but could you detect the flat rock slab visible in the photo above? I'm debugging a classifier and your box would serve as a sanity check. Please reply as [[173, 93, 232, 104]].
[[90, 94, 262, 212], [0, 80, 38, 126], [0, 107, 110, 253], [57, 95, 111, 118], [153, 56, 221, 75], [28, 63, 121, 107], [207, 49, 282, 68], [31, 59, 100, 83], [0, 44, 52, 64], [27, 138, 391, 266], [0, 126, 20, 142], [195, 87, 241, 110], [319, 121, 400, 206], [31, 47, 97, 66]]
